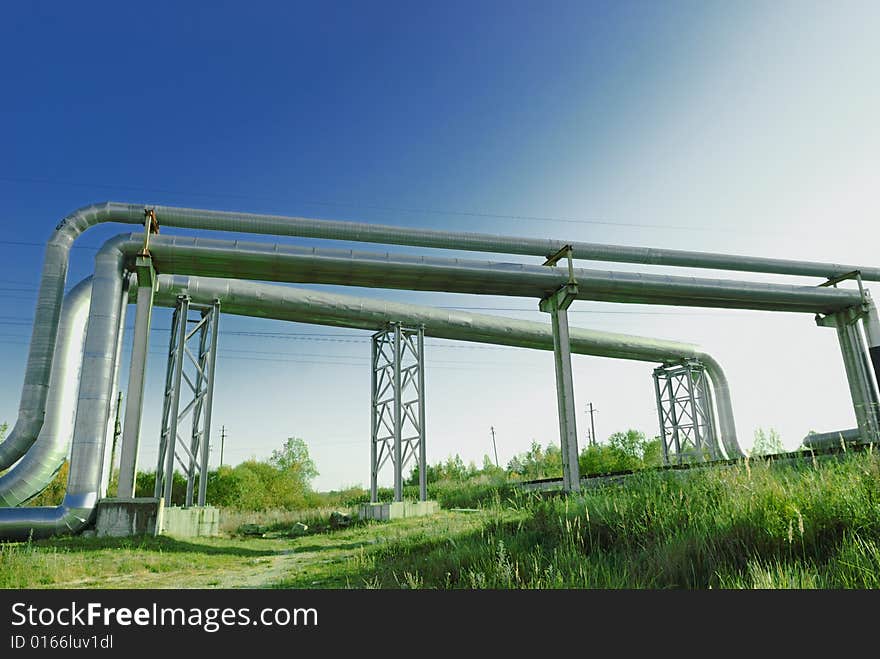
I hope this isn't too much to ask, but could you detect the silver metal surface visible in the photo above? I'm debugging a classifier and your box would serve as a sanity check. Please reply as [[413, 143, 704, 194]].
[[154, 296, 220, 507], [99, 273, 130, 498], [863, 298, 880, 392], [160, 296, 189, 505], [116, 260, 155, 499], [197, 300, 220, 506], [153, 274, 743, 458], [653, 361, 719, 464], [0, 240, 127, 540], [819, 309, 880, 444], [801, 427, 861, 449], [370, 324, 425, 502], [540, 285, 581, 492], [0, 278, 92, 506], [137, 234, 863, 314]]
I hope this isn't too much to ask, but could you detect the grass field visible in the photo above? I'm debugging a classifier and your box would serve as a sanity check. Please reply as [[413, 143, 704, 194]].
[[2, 450, 879, 589]]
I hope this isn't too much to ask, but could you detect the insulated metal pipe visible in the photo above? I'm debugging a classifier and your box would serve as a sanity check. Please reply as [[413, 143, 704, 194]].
[[143, 204, 880, 281], [140, 235, 865, 314], [862, 297, 880, 395], [0, 278, 92, 507], [8, 200, 876, 472], [0, 242, 125, 540], [152, 274, 743, 459], [801, 428, 862, 449], [99, 274, 131, 498], [835, 319, 880, 443]]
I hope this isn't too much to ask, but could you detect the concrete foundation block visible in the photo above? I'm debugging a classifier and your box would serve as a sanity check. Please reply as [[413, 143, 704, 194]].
[[161, 505, 220, 538], [95, 498, 164, 538], [358, 500, 439, 521], [93, 499, 220, 538]]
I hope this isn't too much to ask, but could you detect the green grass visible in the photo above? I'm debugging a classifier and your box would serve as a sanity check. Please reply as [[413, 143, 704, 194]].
[[335, 450, 880, 588], [0, 535, 283, 588], [3, 450, 880, 589]]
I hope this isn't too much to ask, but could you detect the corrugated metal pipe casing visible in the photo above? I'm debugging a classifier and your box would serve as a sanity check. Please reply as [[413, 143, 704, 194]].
[[0, 277, 92, 507], [0, 239, 126, 539]]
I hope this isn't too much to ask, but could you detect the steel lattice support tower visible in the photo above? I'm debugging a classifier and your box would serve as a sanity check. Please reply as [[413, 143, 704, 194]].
[[653, 360, 720, 465], [370, 323, 426, 503], [154, 295, 221, 507]]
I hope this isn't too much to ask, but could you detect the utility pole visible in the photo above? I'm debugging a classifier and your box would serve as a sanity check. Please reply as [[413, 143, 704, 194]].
[[490, 426, 499, 468], [219, 425, 226, 467], [586, 403, 597, 446]]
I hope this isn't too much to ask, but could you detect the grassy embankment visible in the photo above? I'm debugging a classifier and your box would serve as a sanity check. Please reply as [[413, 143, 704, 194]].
[[2, 450, 880, 589]]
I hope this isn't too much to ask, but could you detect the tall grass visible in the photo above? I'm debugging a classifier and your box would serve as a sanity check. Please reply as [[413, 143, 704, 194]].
[[220, 505, 359, 534], [360, 451, 880, 588]]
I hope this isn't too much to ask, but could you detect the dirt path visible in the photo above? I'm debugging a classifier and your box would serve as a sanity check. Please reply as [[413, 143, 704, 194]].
[[210, 549, 299, 588], [54, 548, 302, 589]]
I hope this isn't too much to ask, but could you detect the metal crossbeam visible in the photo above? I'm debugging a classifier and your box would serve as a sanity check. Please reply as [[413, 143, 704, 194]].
[[653, 360, 719, 465], [155, 295, 221, 507], [370, 323, 426, 502]]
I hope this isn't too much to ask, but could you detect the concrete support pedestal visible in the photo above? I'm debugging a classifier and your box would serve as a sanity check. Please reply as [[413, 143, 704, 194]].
[[540, 282, 581, 493], [117, 257, 156, 499]]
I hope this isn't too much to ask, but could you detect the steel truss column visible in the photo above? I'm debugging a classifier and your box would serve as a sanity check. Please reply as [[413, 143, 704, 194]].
[[653, 359, 720, 465], [117, 256, 156, 499], [539, 280, 581, 493], [370, 323, 426, 502], [818, 308, 880, 443], [155, 295, 221, 506]]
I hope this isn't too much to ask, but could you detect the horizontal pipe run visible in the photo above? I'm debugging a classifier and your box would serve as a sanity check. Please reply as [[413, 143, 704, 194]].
[[150, 273, 742, 458], [147, 204, 880, 281], [134, 235, 865, 314], [801, 428, 862, 449]]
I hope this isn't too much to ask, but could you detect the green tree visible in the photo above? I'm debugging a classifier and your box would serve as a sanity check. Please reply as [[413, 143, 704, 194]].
[[270, 437, 318, 485], [506, 440, 563, 479], [750, 427, 784, 456], [578, 429, 660, 475], [608, 429, 647, 460]]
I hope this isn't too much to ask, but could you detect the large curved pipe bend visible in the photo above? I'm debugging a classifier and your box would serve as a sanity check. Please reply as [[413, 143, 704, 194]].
[[0, 243, 126, 539], [0, 278, 92, 507]]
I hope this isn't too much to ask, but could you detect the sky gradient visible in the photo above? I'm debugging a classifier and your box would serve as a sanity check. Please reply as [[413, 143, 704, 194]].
[[1, 1, 879, 490]]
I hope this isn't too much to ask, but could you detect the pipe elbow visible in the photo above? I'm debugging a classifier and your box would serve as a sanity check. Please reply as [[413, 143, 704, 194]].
[[0, 491, 97, 541], [52, 202, 143, 243], [695, 350, 744, 458], [0, 413, 44, 469], [56, 492, 99, 534]]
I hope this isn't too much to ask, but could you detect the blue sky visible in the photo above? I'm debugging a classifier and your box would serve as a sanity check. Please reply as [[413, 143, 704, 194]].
[[1, 1, 879, 490]]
